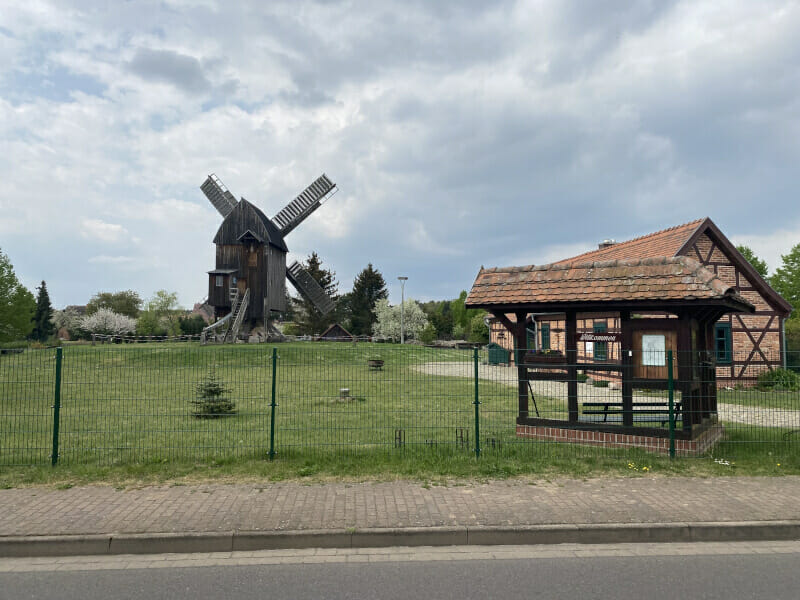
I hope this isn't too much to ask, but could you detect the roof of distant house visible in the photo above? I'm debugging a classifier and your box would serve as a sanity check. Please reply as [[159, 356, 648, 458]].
[[555, 219, 706, 265]]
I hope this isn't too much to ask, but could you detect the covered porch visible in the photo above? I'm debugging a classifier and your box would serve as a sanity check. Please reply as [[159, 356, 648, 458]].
[[465, 257, 755, 453]]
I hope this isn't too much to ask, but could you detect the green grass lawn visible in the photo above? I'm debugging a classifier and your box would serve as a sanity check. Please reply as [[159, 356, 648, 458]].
[[1, 342, 502, 466], [718, 387, 800, 409], [1, 341, 798, 487]]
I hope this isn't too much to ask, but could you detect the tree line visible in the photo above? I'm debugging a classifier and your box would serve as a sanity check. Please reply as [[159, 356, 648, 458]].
[[281, 252, 490, 343], [3, 243, 798, 348], [736, 244, 800, 361], [0, 247, 206, 343]]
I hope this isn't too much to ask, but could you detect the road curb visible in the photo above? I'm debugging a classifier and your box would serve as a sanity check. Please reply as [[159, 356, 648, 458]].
[[2, 521, 800, 558]]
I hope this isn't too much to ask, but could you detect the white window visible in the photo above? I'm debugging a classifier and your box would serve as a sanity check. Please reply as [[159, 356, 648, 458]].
[[215, 276, 223, 287]]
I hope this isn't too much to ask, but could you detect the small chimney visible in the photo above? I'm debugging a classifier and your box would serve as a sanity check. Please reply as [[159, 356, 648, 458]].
[[598, 239, 617, 250]]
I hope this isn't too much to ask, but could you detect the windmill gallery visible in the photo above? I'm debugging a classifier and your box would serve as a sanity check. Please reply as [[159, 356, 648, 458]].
[[199, 173, 339, 343]]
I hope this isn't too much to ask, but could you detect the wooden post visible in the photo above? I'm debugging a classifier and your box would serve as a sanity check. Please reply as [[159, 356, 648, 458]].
[[492, 311, 528, 420], [515, 312, 529, 420], [702, 319, 717, 419], [677, 314, 694, 433], [565, 310, 578, 422], [620, 311, 634, 427]]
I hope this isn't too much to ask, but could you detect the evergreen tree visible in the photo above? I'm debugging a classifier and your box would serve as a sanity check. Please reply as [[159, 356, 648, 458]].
[[31, 281, 55, 342], [430, 301, 454, 339], [0, 248, 36, 342], [771, 243, 800, 319], [282, 291, 297, 321], [348, 263, 388, 336], [294, 252, 340, 335], [191, 367, 236, 418], [735, 245, 769, 279]]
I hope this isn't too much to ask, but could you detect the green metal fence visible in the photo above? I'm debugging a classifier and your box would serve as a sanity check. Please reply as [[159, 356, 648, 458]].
[[0, 343, 798, 466]]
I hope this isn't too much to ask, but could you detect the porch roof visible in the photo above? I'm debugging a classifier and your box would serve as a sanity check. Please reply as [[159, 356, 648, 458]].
[[465, 256, 754, 314]]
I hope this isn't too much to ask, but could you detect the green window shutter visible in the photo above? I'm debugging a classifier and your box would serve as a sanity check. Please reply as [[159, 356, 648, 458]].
[[714, 323, 732, 364], [541, 324, 550, 350], [594, 321, 608, 361]]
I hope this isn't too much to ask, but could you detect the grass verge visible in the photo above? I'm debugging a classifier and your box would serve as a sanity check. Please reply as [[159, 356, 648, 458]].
[[1, 437, 797, 490]]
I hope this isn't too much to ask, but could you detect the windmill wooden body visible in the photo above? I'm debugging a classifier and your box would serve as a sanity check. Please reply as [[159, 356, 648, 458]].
[[200, 173, 338, 342]]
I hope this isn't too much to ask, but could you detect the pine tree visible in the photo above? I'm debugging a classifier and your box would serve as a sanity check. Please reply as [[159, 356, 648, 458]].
[[348, 264, 388, 335], [191, 367, 236, 418], [282, 291, 296, 321], [31, 281, 55, 342], [293, 252, 340, 335]]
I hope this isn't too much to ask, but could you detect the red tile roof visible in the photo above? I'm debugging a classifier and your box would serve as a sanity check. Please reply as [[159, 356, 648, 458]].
[[555, 219, 706, 265], [466, 256, 752, 309]]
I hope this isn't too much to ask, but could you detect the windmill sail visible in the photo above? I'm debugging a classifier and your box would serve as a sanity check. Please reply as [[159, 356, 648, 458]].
[[286, 260, 336, 315], [272, 174, 337, 235], [201, 174, 239, 218]]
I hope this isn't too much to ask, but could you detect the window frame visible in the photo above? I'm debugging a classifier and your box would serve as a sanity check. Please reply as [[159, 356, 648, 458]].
[[593, 321, 608, 361], [540, 323, 551, 350], [714, 322, 732, 364], [526, 327, 536, 352]]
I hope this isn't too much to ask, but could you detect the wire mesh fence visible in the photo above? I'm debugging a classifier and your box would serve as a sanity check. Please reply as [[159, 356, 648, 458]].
[[0, 342, 798, 466]]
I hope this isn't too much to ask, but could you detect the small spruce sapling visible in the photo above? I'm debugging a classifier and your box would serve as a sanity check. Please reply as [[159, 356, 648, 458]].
[[192, 367, 237, 418]]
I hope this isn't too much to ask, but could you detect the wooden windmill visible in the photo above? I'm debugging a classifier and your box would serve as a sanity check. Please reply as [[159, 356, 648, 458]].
[[200, 173, 338, 342]]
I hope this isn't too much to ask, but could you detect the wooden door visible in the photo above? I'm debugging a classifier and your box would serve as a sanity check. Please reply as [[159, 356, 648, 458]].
[[632, 330, 678, 380]]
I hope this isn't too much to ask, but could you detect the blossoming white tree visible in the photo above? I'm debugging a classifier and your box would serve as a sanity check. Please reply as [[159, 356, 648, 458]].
[[372, 298, 428, 341], [80, 308, 137, 336]]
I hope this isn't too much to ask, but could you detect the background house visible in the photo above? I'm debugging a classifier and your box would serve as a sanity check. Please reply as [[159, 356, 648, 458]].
[[489, 218, 792, 385]]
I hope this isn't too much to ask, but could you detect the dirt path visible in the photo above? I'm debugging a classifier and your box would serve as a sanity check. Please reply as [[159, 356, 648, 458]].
[[413, 362, 800, 427]]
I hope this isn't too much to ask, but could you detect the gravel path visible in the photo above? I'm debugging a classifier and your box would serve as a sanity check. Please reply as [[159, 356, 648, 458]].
[[414, 362, 800, 428]]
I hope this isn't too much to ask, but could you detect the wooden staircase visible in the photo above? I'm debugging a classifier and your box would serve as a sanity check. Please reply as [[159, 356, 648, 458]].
[[223, 288, 249, 343], [200, 288, 249, 344]]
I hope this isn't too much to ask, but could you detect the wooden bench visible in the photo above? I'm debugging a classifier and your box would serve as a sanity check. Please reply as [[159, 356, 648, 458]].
[[580, 401, 682, 426]]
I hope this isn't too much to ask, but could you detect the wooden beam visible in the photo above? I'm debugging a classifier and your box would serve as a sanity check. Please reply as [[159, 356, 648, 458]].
[[676, 314, 694, 432], [620, 311, 633, 427], [565, 310, 578, 422], [491, 311, 516, 335], [514, 311, 529, 420]]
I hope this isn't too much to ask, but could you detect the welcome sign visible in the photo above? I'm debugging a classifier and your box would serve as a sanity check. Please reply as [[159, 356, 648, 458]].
[[577, 332, 621, 343]]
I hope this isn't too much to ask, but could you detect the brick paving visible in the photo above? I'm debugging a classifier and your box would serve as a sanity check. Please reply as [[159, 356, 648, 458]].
[[1, 476, 798, 537]]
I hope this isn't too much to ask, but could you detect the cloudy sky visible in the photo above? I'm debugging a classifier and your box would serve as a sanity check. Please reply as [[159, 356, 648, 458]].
[[2, 0, 799, 309]]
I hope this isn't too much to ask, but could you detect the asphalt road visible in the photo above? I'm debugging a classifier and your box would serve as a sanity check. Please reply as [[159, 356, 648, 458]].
[[3, 542, 800, 600]]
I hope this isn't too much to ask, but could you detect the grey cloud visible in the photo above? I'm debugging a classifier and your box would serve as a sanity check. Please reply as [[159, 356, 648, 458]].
[[256, 1, 516, 100], [4, 0, 800, 307], [128, 48, 211, 93]]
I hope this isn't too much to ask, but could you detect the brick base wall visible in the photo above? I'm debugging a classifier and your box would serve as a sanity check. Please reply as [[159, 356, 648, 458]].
[[515, 423, 724, 456]]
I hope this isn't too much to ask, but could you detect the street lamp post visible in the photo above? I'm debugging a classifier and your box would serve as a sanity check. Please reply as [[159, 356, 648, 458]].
[[398, 276, 408, 344]]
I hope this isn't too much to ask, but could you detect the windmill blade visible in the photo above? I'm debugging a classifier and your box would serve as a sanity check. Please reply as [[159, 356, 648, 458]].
[[286, 261, 336, 315], [273, 174, 337, 235], [201, 174, 239, 218]]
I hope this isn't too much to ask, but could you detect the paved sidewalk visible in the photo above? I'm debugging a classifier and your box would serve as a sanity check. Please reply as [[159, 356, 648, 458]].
[[2, 476, 799, 556]]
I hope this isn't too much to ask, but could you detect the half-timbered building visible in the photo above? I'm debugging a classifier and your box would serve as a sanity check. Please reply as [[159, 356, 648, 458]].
[[488, 218, 792, 386]]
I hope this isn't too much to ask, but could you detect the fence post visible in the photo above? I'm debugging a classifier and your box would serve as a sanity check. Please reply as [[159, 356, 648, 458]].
[[667, 350, 675, 459], [473, 347, 481, 459], [269, 347, 277, 461], [51, 347, 63, 466]]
